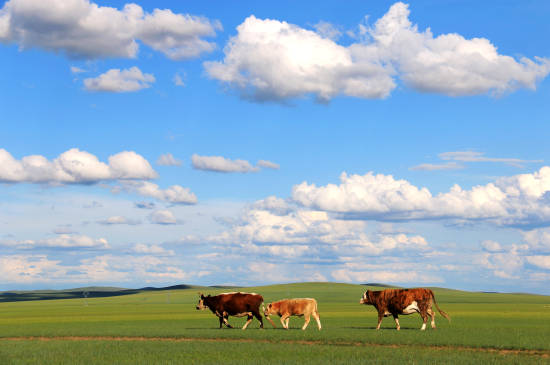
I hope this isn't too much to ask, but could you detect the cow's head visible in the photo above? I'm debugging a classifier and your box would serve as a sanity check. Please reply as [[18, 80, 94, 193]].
[[360, 290, 372, 305], [196, 293, 208, 310]]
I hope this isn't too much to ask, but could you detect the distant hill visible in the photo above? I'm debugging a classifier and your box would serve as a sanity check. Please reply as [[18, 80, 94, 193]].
[[0, 284, 200, 303]]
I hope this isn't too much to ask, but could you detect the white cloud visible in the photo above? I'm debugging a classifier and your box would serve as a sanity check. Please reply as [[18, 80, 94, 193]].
[[156, 153, 182, 166], [206, 2, 550, 102], [0, 0, 220, 60], [521, 229, 550, 253], [132, 243, 174, 256], [149, 210, 178, 225], [123, 181, 197, 205], [257, 160, 280, 170], [409, 162, 464, 171], [70, 66, 86, 74], [83, 67, 155, 92], [97, 216, 140, 225], [331, 267, 442, 284], [183, 201, 429, 258], [3, 234, 110, 249], [313, 21, 342, 41], [173, 73, 185, 87], [0, 254, 192, 285], [292, 166, 550, 227], [191, 154, 259, 173], [481, 240, 503, 253], [525, 256, 550, 270], [0, 148, 157, 184], [365, 3, 550, 97], [205, 15, 394, 102]]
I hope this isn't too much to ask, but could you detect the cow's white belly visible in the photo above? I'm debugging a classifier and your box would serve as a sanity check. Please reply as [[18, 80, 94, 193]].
[[402, 301, 419, 315], [233, 312, 252, 318]]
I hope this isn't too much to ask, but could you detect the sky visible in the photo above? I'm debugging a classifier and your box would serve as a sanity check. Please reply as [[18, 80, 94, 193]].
[[1, 0, 550, 294]]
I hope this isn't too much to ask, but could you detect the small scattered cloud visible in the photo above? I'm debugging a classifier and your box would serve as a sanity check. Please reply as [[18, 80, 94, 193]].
[[70, 66, 86, 74], [149, 210, 179, 225], [156, 153, 182, 166], [481, 240, 503, 253], [410, 162, 463, 171], [122, 181, 197, 205], [173, 73, 185, 87], [192, 154, 259, 173], [83, 67, 155, 93], [257, 160, 280, 170], [439, 151, 543, 168], [313, 21, 342, 41], [191, 154, 280, 173], [132, 243, 174, 256], [3, 234, 110, 250], [135, 201, 156, 210], [97, 216, 141, 225]]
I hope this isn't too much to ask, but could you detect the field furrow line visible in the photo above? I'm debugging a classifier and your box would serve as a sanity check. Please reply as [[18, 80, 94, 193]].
[[1, 336, 549, 358]]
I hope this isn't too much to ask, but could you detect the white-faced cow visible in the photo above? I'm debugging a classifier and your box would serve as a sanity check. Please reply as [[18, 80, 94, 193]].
[[264, 298, 321, 330], [360, 288, 450, 330], [196, 292, 264, 330]]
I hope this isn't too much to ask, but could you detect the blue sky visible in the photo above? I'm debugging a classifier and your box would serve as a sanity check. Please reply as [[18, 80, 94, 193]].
[[1, 0, 550, 294]]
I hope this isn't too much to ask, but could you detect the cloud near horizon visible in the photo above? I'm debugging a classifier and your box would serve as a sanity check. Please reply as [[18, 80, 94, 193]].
[[206, 2, 550, 102]]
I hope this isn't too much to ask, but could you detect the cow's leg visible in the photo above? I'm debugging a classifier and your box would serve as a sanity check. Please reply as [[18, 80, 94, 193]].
[[376, 311, 384, 330], [428, 308, 436, 329], [279, 316, 287, 329], [242, 314, 253, 330], [218, 315, 224, 329], [313, 311, 322, 330], [285, 317, 290, 328], [253, 310, 264, 329], [281, 314, 290, 329], [419, 311, 428, 331], [302, 314, 310, 330], [223, 315, 233, 328], [393, 314, 400, 331]]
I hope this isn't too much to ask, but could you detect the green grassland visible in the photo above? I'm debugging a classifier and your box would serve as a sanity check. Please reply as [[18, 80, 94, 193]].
[[1, 282, 549, 364]]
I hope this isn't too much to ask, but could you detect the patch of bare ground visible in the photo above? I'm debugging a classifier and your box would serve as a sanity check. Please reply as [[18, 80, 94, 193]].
[[1, 336, 548, 358]]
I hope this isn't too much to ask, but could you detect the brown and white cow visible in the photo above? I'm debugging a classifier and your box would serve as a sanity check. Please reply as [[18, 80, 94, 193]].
[[360, 288, 450, 331], [196, 292, 264, 330], [264, 298, 321, 330]]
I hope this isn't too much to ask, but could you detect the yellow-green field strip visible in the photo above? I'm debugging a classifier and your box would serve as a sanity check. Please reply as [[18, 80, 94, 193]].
[[2, 336, 549, 359]]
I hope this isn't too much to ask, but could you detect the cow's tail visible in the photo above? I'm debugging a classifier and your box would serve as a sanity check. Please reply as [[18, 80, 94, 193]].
[[431, 291, 451, 323]]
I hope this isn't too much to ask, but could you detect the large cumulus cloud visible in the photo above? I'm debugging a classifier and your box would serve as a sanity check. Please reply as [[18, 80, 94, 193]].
[[206, 2, 550, 102]]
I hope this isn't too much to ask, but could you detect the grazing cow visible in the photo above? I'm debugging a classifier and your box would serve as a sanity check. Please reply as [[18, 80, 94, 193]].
[[360, 288, 450, 330], [264, 298, 321, 330], [196, 292, 264, 330]]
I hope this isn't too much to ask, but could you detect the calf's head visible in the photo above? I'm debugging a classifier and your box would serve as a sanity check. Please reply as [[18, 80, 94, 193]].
[[263, 303, 276, 316]]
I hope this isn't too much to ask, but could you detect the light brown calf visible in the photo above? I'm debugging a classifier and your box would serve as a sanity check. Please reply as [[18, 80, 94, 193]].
[[264, 298, 321, 330]]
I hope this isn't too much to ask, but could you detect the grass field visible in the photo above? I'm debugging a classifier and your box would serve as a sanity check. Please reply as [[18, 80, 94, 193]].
[[1, 282, 549, 364]]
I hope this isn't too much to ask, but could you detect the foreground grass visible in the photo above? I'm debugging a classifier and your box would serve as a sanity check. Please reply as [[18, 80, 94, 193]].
[[0, 282, 549, 364]]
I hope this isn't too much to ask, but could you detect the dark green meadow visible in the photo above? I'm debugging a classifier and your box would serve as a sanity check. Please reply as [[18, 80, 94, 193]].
[[1, 283, 549, 364]]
